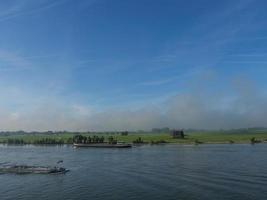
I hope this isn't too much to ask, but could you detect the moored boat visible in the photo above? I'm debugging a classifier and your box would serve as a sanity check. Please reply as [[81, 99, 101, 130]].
[[0, 165, 69, 174], [73, 143, 132, 148]]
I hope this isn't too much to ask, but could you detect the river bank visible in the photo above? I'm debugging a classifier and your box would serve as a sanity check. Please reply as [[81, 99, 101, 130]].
[[0, 130, 267, 145]]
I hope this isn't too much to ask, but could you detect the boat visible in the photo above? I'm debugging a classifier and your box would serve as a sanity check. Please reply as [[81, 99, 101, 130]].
[[73, 142, 132, 148], [0, 165, 69, 174]]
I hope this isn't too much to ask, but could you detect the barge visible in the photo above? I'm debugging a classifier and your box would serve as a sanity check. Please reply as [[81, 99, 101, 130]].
[[73, 143, 132, 148]]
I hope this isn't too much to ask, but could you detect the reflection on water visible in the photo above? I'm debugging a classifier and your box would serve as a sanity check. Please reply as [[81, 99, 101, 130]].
[[0, 144, 267, 200]]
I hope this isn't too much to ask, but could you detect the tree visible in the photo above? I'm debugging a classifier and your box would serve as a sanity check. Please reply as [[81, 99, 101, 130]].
[[100, 136, 104, 143]]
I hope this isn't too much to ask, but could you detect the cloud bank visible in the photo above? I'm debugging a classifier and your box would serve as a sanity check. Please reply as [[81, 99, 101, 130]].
[[0, 72, 266, 131]]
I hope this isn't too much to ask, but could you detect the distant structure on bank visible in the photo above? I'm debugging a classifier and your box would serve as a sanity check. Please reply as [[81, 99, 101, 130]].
[[121, 131, 128, 136], [171, 129, 185, 139]]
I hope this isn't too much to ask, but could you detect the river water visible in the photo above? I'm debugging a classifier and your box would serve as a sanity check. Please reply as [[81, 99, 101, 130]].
[[0, 144, 267, 200]]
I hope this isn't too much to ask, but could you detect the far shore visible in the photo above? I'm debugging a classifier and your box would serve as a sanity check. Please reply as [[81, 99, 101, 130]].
[[0, 129, 267, 146]]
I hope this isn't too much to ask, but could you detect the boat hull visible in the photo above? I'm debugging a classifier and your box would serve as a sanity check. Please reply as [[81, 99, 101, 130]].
[[73, 143, 132, 148], [0, 165, 69, 175]]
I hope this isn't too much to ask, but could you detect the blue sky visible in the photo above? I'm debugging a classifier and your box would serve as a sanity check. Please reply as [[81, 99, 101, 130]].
[[0, 0, 267, 131]]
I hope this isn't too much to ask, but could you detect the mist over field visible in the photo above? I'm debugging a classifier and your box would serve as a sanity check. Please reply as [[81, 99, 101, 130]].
[[0, 70, 266, 132]]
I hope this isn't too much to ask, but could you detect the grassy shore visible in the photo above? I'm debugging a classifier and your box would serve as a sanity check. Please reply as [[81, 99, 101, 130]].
[[1, 130, 267, 145]]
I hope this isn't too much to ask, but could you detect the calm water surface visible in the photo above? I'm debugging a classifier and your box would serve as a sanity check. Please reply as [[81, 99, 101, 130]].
[[0, 144, 267, 200]]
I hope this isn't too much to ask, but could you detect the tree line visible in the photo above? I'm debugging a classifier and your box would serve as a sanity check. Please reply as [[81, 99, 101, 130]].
[[73, 135, 104, 144], [73, 135, 119, 144]]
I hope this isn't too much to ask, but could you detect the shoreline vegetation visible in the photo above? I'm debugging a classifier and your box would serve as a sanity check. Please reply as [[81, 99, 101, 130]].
[[0, 128, 267, 145]]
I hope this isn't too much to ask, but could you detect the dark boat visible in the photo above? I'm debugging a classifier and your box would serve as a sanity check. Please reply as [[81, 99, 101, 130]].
[[0, 165, 69, 174], [73, 143, 132, 148]]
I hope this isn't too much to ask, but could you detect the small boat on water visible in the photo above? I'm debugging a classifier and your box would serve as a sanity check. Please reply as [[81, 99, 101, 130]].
[[0, 165, 69, 174], [73, 143, 132, 148]]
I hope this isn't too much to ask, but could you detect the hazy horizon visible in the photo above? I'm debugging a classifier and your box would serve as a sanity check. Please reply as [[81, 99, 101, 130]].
[[0, 0, 267, 131]]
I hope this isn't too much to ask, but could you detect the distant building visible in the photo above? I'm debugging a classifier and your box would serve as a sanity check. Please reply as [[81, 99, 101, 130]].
[[171, 130, 184, 139], [121, 131, 128, 136]]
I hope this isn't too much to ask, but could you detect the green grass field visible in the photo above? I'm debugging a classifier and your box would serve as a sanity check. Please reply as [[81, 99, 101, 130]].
[[1, 129, 267, 144]]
